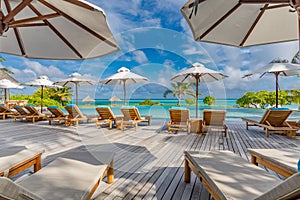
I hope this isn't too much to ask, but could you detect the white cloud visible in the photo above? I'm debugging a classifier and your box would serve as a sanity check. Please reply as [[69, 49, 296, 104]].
[[132, 50, 148, 64]]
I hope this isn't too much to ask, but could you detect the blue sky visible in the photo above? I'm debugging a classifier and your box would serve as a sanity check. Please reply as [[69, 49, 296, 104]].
[[1, 0, 300, 100]]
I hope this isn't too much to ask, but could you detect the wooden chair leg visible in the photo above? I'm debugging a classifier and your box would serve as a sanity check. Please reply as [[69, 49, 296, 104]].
[[184, 158, 191, 183]]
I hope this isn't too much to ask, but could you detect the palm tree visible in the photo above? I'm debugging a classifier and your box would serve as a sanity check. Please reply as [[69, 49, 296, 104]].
[[163, 82, 195, 105], [51, 87, 73, 106]]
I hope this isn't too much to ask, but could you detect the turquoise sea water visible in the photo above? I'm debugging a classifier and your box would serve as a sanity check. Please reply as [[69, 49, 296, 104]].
[[75, 99, 300, 121]]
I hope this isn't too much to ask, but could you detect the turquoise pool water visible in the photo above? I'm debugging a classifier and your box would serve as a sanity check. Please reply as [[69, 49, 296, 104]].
[[74, 99, 300, 120]]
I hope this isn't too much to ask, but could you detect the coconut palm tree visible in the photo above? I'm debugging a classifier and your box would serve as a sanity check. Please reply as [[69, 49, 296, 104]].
[[163, 82, 195, 106]]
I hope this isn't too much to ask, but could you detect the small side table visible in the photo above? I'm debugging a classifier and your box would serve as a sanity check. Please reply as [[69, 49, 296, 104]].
[[189, 118, 202, 134]]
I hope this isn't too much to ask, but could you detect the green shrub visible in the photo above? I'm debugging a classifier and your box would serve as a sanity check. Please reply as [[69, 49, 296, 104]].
[[185, 98, 195, 105], [139, 99, 160, 106], [203, 96, 216, 105]]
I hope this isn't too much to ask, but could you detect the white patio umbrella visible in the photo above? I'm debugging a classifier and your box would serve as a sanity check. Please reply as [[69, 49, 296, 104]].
[[24, 75, 57, 112], [100, 67, 148, 105], [181, 0, 299, 48], [54, 72, 96, 105], [82, 95, 95, 103], [171, 62, 228, 118], [0, 0, 119, 60], [0, 79, 24, 102], [243, 62, 300, 107], [109, 95, 121, 102]]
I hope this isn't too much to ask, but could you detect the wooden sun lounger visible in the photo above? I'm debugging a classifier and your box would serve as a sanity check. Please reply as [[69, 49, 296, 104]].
[[95, 106, 119, 129], [248, 148, 299, 178], [202, 110, 227, 136], [25, 106, 48, 123], [168, 108, 190, 133], [0, 147, 44, 178], [64, 104, 88, 126], [119, 107, 151, 131], [47, 106, 68, 125], [0, 105, 16, 120], [0, 151, 114, 200], [184, 150, 300, 200], [13, 106, 33, 122], [241, 109, 296, 137]]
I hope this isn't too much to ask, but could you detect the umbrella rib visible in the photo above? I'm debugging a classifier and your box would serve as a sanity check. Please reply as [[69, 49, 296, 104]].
[[187, 0, 206, 8], [8, 13, 60, 26], [240, 4, 268, 46], [2, 0, 33, 23], [28, 4, 84, 59], [199, 3, 241, 40], [4, 0, 26, 56], [206, 73, 221, 81], [39, 0, 119, 49], [10, 23, 47, 28]]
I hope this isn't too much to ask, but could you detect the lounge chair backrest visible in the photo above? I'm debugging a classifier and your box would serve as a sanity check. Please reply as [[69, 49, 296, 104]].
[[120, 107, 142, 121], [65, 104, 84, 119], [25, 106, 40, 115], [203, 110, 226, 126], [255, 173, 300, 200], [169, 109, 190, 123], [260, 110, 292, 126], [0, 106, 11, 113], [47, 106, 65, 117], [14, 106, 29, 115], [96, 106, 115, 120]]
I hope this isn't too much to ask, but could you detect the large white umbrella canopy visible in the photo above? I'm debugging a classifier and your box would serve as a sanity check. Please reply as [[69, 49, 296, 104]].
[[243, 62, 300, 107], [171, 62, 228, 118], [24, 75, 56, 112], [181, 0, 299, 47], [0, 0, 119, 60], [0, 79, 24, 101], [100, 67, 148, 104], [54, 72, 96, 105]]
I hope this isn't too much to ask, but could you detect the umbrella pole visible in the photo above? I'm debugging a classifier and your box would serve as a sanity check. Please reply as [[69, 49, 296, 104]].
[[195, 75, 199, 118], [275, 73, 279, 108], [4, 88, 7, 102], [123, 80, 126, 105], [75, 83, 78, 105], [41, 86, 44, 113]]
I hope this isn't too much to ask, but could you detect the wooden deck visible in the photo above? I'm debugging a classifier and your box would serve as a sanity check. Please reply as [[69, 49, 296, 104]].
[[1, 118, 300, 199]]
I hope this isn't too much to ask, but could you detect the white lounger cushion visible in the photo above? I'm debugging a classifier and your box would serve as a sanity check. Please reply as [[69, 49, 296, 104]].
[[18, 151, 114, 200], [0, 147, 44, 176], [185, 151, 281, 200]]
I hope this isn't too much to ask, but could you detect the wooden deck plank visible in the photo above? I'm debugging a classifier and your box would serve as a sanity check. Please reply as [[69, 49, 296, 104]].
[[0, 119, 299, 200]]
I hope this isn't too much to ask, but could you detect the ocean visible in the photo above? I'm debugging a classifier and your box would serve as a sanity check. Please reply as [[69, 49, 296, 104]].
[[75, 99, 300, 120]]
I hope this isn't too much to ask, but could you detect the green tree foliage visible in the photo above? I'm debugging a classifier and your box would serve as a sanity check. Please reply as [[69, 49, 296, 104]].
[[185, 98, 195, 105], [203, 96, 216, 105], [11, 86, 72, 107], [289, 89, 300, 109], [33, 87, 72, 106], [236, 90, 292, 108], [139, 99, 160, 106], [163, 82, 195, 106]]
